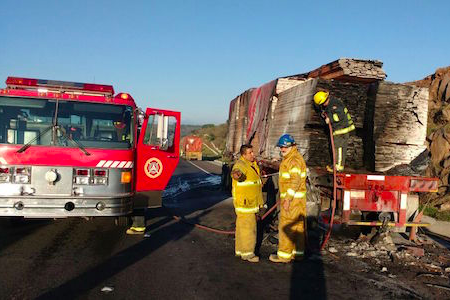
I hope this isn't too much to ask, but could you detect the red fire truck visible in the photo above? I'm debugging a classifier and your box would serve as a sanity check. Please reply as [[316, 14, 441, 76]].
[[0, 76, 180, 219], [182, 135, 202, 161]]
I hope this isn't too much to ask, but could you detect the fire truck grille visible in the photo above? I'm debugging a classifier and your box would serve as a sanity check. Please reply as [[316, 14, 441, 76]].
[[31, 167, 73, 196]]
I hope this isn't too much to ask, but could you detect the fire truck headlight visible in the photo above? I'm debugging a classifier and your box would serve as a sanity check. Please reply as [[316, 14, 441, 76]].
[[14, 174, 30, 184], [93, 177, 108, 185], [0, 167, 11, 183], [0, 174, 11, 183], [75, 176, 90, 185], [121, 171, 131, 184]]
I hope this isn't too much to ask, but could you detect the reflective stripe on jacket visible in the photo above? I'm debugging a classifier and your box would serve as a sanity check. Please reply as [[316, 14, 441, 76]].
[[325, 97, 355, 136], [279, 147, 307, 202], [231, 157, 263, 213]]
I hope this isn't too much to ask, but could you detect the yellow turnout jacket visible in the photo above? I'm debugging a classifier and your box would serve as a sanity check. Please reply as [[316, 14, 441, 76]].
[[279, 147, 307, 202], [231, 157, 263, 213]]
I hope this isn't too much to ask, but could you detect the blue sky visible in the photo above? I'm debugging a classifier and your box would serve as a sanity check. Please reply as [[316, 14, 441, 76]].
[[1, 0, 449, 124]]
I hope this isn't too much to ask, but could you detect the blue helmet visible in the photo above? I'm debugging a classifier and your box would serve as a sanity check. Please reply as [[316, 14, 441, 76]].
[[277, 134, 296, 147]]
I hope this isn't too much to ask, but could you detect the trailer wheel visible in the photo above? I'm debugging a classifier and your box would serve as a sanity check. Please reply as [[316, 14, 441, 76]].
[[115, 216, 131, 227]]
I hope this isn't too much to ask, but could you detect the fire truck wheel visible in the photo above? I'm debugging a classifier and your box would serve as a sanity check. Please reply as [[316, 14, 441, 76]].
[[115, 216, 131, 227]]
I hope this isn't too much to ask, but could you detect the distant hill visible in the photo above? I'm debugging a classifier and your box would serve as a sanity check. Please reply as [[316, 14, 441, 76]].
[[180, 123, 228, 159], [181, 125, 202, 137], [192, 123, 228, 153]]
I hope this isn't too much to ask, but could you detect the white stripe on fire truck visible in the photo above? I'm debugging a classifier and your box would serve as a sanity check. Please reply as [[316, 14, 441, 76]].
[[103, 160, 114, 168], [96, 160, 107, 167], [0, 157, 7, 165], [95, 160, 133, 168]]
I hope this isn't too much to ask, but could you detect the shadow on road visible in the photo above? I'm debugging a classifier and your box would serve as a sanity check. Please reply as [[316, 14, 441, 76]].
[[36, 215, 192, 299], [290, 227, 326, 299], [36, 183, 230, 299], [258, 176, 327, 299], [0, 218, 51, 252]]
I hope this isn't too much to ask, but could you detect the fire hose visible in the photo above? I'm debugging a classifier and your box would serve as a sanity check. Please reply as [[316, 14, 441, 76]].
[[170, 199, 280, 236], [320, 113, 337, 251], [171, 214, 236, 235], [169, 172, 281, 235]]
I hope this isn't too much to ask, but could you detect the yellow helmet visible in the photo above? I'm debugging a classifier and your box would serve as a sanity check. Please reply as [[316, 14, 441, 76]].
[[313, 91, 329, 105]]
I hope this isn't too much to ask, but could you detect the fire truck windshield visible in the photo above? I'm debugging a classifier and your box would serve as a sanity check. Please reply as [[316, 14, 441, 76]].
[[0, 96, 133, 149]]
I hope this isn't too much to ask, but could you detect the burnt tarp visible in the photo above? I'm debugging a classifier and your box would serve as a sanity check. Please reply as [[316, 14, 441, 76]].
[[225, 98, 237, 154], [226, 89, 253, 155], [246, 80, 278, 154]]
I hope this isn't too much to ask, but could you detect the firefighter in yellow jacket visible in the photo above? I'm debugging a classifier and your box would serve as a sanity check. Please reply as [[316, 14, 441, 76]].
[[270, 134, 307, 263], [231, 144, 264, 263]]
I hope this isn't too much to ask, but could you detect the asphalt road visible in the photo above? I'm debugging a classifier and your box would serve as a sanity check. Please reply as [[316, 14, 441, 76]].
[[1, 159, 449, 299]]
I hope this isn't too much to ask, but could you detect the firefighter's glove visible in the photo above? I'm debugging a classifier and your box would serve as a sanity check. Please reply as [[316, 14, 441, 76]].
[[238, 172, 247, 182], [258, 205, 267, 218], [232, 170, 247, 182]]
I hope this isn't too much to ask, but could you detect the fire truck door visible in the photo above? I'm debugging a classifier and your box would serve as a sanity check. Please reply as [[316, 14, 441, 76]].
[[136, 108, 180, 193]]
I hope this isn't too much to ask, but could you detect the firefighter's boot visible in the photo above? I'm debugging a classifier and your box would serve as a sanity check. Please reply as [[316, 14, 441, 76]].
[[127, 216, 146, 235], [241, 254, 259, 263], [269, 254, 291, 263], [126, 227, 145, 235]]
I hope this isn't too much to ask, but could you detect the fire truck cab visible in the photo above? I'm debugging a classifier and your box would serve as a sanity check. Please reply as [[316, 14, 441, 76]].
[[0, 77, 180, 218]]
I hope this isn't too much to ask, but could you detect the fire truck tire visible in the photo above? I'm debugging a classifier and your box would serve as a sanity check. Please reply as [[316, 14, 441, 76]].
[[115, 216, 131, 227]]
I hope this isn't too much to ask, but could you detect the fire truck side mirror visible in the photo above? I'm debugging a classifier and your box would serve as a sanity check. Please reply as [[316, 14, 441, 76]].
[[137, 110, 145, 127]]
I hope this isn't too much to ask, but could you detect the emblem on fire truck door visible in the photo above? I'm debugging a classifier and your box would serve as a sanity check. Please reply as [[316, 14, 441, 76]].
[[144, 157, 163, 178]]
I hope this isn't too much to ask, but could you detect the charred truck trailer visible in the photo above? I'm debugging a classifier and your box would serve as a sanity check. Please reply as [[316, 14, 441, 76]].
[[0, 77, 180, 219], [223, 58, 438, 229]]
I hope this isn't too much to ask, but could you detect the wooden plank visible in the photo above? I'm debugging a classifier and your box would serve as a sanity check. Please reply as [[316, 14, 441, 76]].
[[226, 59, 427, 174]]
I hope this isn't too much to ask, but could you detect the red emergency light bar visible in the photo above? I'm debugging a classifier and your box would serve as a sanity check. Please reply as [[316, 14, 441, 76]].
[[6, 76, 115, 96], [116, 93, 134, 101]]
